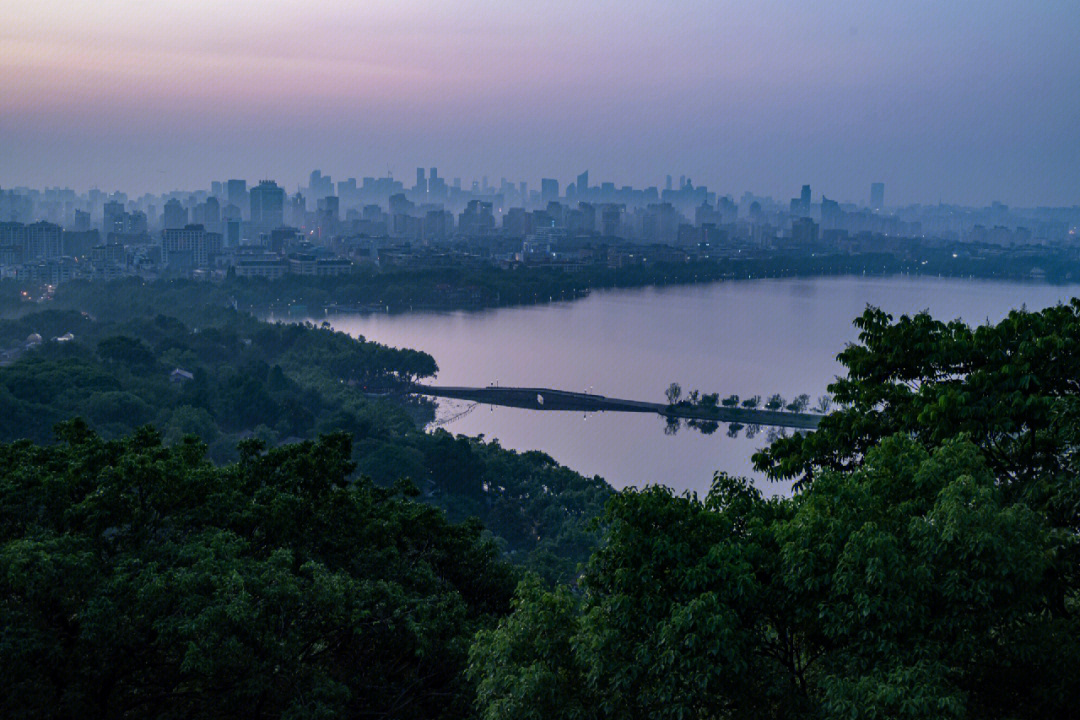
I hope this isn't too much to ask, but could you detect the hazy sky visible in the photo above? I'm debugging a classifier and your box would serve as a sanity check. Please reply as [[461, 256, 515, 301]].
[[3, 0, 1078, 205]]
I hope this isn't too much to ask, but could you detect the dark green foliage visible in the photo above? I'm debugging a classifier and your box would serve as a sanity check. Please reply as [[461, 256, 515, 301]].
[[0, 302, 610, 582], [357, 432, 611, 583], [472, 437, 1080, 719], [0, 424, 518, 719], [97, 335, 157, 369], [755, 301, 1080, 526]]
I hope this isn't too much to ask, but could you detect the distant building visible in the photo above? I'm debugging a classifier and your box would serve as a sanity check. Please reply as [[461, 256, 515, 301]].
[[287, 253, 352, 276], [821, 196, 842, 228], [103, 200, 125, 234], [317, 196, 340, 235], [234, 255, 288, 279], [541, 178, 560, 204], [790, 184, 813, 216], [308, 170, 334, 203], [72, 209, 91, 231], [601, 205, 623, 237], [870, 182, 885, 210], [162, 224, 222, 268], [576, 170, 589, 195], [791, 216, 819, 244], [428, 167, 447, 199], [226, 180, 248, 216], [249, 180, 285, 230], [64, 229, 99, 260], [17, 257, 76, 284], [458, 200, 495, 236], [423, 209, 452, 241], [1, 221, 64, 260], [225, 219, 242, 248], [162, 199, 188, 230]]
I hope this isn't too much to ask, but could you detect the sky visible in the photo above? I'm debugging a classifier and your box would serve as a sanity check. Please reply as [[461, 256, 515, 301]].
[[2, 0, 1079, 206]]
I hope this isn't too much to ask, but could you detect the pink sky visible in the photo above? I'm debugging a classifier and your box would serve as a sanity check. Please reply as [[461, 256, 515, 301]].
[[2, 0, 1078, 205]]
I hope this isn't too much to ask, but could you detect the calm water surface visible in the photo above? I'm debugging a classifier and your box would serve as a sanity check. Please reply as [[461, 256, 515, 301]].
[[326, 276, 1080, 496]]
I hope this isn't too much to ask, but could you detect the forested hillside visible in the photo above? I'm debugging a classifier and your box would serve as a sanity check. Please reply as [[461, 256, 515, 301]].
[[0, 298, 610, 582]]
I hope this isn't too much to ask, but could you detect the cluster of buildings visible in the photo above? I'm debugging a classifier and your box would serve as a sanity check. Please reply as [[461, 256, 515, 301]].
[[1, 172, 1077, 285]]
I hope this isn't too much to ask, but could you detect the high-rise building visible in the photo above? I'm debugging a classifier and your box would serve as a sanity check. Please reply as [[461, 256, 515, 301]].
[[427, 168, 447, 199], [601, 204, 623, 237], [791, 216, 818, 244], [422, 209, 451, 242], [203, 196, 220, 226], [415, 168, 427, 193], [801, 185, 812, 207], [226, 180, 247, 216], [458, 200, 494, 236], [576, 170, 589, 195], [225, 219, 241, 248], [249, 180, 285, 229], [162, 198, 188, 230], [103, 200, 125, 234], [3, 221, 64, 260], [821, 196, 842, 228], [308, 170, 333, 204], [870, 182, 885, 210], [541, 178, 559, 204], [316, 196, 339, 236], [72, 210, 91, 232]]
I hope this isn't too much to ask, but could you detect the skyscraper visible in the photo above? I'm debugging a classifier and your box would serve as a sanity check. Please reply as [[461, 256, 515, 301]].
[[541, 178, 559, 204], [316, 196, 339, 235], [249, 180, 285, 229], [226, 179, 247, 214], [308, 171, 333, 204], [103, 200, 124, 233], [870, 182, 885, 210], [577, 170, 589, 194]]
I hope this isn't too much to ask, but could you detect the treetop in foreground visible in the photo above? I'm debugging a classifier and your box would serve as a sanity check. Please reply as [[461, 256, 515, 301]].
[[0, 422, 517, 719], [472, 435, 1079, 719]]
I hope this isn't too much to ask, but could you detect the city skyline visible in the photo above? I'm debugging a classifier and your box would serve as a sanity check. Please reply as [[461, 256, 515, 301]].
[[3, 1, 1079, 206]]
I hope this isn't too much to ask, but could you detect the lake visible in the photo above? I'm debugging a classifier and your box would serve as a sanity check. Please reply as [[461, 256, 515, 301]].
[[326, 275, 1080, 497]]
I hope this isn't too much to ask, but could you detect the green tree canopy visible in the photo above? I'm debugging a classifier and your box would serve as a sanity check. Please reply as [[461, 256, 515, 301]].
[[754, 302, 1080, 530], [0, 422, 518, 719], [471, 436, 1079, 719]]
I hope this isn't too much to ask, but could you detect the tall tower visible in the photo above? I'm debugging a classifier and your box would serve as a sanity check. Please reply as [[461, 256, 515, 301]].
[[870, 183, 885, 210]]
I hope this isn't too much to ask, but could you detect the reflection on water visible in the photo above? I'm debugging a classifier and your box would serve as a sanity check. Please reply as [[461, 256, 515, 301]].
[[328, 275, 1080, 497]]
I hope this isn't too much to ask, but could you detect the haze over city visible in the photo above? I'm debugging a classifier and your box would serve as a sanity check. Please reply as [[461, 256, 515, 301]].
[[3, 0, 1079, 206]]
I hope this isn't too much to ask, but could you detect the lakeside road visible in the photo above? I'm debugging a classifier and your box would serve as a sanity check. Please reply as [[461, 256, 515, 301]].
[[411, 385, 822, 430]]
